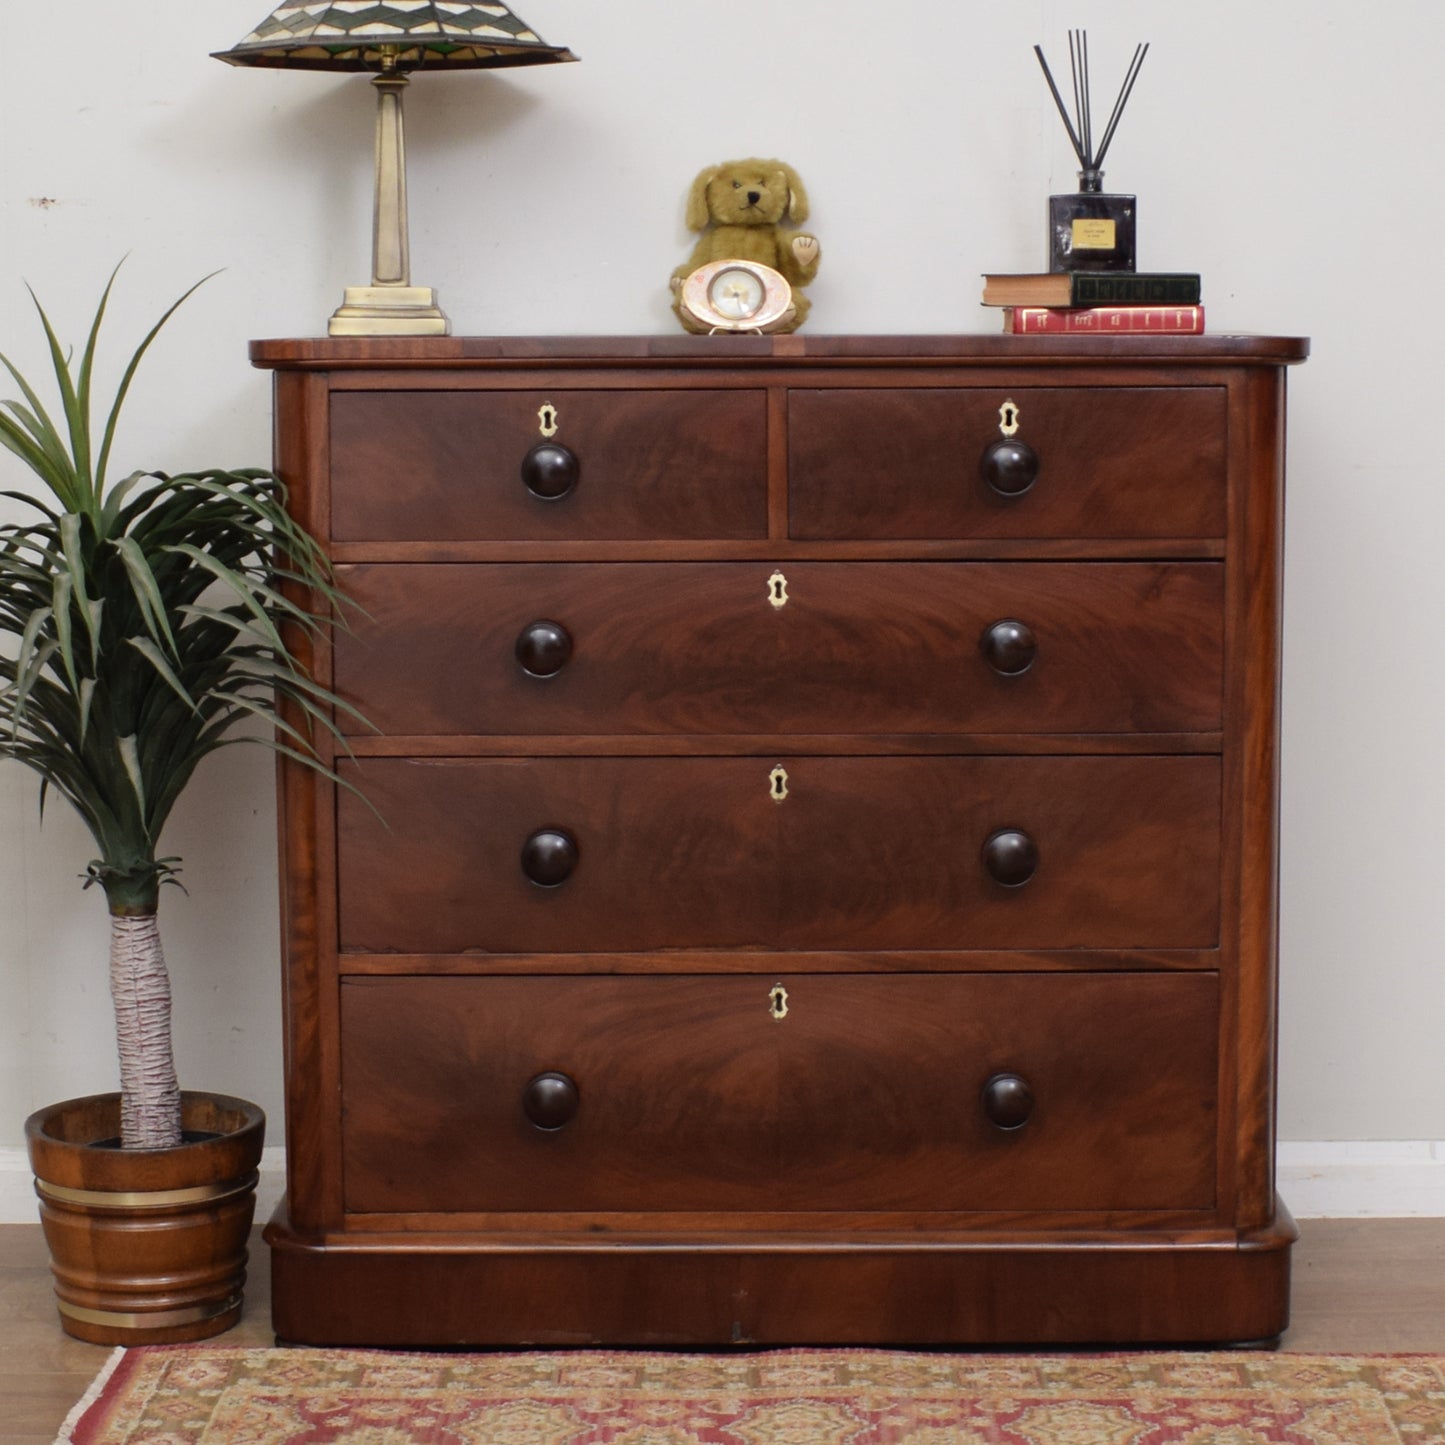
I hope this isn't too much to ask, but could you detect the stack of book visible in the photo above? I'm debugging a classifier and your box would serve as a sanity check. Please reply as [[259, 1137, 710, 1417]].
[[981, 271, 1204, 335]]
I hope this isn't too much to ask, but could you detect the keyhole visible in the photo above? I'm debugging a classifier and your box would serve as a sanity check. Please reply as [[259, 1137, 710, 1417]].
[[767, 571, 788, 609], [538, 402, 559, 438], [769, 765, 789, 802], [998, 399, 1021, 438], [769, 984, 789, 1021]]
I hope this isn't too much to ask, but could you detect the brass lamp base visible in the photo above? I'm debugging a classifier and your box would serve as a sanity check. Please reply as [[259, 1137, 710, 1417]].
[[328, 285, 450, 337]]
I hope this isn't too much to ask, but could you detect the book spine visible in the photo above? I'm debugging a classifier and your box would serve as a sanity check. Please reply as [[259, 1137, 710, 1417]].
[[1005, 305, 1205, 335], [1069, 274, 1202, 305]]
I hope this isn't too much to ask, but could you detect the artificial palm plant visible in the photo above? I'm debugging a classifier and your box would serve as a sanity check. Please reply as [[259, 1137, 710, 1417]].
[[1, 270, 350, 1151]]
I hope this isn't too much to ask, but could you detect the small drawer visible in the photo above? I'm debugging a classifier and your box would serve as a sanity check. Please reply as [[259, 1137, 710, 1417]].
[[340, 971, 1219, 1214], [788, 387, 1226, 540], [336, 755, 1220, 953], [329, 389, 768, 541], [334, 561, 1223, 738]]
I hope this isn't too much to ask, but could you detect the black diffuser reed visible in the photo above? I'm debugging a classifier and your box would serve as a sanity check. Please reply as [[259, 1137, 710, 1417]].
[[1036, 33, 1148, 193], [1035, 32, 1148, 272]]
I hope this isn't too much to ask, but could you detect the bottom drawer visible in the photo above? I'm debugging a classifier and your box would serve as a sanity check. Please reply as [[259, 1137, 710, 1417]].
[[341, 972, 1218, 1215]]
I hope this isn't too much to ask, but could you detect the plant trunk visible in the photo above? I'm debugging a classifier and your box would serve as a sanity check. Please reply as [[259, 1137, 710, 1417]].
[[108, 910, 182, 1149]]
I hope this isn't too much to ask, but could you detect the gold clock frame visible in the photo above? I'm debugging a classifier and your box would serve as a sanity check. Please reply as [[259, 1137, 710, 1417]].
[[679, 259, 797, 335]]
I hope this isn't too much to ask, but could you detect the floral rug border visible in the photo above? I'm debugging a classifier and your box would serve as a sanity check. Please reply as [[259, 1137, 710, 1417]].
[[60, 1345, 1445, 1444]]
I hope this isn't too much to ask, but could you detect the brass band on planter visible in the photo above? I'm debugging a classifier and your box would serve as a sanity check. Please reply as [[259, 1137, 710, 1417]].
[[35, 1171, 259, 1211], [57, 1294, 241, 1330]]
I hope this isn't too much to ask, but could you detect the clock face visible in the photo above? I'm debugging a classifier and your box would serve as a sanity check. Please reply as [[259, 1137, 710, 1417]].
[[708, 266, 766, 320], [678, 259, 796, 333]]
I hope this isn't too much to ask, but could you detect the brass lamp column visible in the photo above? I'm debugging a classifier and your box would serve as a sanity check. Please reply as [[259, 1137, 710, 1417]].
[[328, 53, 446, 336], [214, 2, 577, 337]]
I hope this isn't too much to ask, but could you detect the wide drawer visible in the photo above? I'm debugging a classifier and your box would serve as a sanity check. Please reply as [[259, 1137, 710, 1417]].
[[789, 387, 1227, 539], [340, 971, 1219, 1214], [329, 389, 768, 541], [334, 561, 1223, 737], [336, 755, 1220, 953]]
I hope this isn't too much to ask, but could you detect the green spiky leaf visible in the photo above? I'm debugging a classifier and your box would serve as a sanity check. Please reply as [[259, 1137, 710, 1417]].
[[0, 265, 367, 922]]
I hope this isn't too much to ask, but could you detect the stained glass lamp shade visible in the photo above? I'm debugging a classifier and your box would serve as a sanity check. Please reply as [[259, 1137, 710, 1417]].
[[214, 3, 577, 335]]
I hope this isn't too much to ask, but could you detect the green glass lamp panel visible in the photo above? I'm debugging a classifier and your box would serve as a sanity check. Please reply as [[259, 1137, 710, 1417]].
[[247, 2, 544, 43]]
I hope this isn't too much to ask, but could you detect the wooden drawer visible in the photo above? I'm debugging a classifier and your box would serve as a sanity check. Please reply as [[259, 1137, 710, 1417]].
[[340, 971, 1219, 1214], [334, 561, 1223, 737], [329, 389, 768, 541], [789, 387, 1227, 539], [336, 755, 1220, 953]]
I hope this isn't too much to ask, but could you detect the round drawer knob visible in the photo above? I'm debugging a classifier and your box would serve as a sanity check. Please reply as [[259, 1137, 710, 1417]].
[[979, 438, 1039, 497], [982, 828, 1038, 887], [521, 441, 579, 500], [521, 828, 578, 887], [981, 1072, 1034, 1130], [515, 620, 573, 678], [980, 619, 1037, 675], [523, 1071, 579, 1130]]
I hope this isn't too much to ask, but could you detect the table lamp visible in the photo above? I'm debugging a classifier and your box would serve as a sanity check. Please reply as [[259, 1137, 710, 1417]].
[[214, 2, 577, 335]]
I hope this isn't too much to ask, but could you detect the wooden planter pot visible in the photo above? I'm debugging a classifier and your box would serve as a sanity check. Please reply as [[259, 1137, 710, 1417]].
[[25, 1091, 264, 1345]]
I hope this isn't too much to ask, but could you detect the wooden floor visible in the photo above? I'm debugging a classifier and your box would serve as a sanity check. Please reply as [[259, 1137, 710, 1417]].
[[3, 1219, 1443, 1443]]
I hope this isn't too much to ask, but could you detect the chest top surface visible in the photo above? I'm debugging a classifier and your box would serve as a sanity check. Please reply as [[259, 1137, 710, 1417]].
[[250, 333, 1309, 371]]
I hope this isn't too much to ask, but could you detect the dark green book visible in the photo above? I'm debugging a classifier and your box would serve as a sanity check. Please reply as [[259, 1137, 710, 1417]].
[[983, 272, 1202, 307]]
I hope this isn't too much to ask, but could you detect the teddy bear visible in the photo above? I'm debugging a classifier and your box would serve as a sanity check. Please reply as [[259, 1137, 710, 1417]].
[[670, 158, 821, 333]]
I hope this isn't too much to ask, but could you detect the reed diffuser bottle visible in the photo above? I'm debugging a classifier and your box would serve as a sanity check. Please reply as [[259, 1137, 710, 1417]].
[[1036, 33, 1148, 273]]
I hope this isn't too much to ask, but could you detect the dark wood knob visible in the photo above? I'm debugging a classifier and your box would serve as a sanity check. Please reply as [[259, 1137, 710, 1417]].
[[982, 828, 1038, 887], [515, 620, 573, 677], [523, 1071, 579, 1130], [979, 438, 1039, 497], [521, 441, 579, 500], [521, 829, 578, 887], [981, 1072, 1034, 1130], [980, 619, 1037, 675]]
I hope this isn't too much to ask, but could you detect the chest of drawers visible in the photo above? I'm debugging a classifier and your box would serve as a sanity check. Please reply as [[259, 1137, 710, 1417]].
[[254, 333, 1307, 1347]]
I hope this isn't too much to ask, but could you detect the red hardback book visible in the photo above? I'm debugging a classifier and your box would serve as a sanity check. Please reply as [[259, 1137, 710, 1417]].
[[1004, 305, 1205, 335]]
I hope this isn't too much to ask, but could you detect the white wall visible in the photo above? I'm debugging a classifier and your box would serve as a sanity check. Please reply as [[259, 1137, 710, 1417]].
[[1, 1, 1441, 1191]]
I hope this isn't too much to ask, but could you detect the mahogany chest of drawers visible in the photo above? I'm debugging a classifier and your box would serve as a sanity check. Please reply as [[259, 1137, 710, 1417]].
[[254, 333, 1307, 1347]]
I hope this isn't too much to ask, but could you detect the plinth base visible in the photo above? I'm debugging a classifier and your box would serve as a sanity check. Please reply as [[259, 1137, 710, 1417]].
[[267, 1200, 1297, 1348], [328, 286, 450, 337]]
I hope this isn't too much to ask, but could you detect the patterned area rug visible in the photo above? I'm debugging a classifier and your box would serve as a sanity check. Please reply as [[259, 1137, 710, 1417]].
[[59, 1346, 1445, 1444]]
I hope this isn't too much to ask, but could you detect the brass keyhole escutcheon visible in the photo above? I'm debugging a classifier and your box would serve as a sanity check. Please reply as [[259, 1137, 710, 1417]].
[[767, 571, 788, 609], [769, 765, 789, 803], [769, 983, 789, 1021], [538, 401, 559, 438], [998, 399, 1021, 437]]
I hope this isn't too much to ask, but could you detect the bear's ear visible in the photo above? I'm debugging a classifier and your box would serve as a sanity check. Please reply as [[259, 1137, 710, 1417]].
[[778, 163, 810, 223], [684, 167, 720, 231]]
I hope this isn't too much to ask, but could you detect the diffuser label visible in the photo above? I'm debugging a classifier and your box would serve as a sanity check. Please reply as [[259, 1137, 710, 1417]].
[[1072, 219, 1117, 249]]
